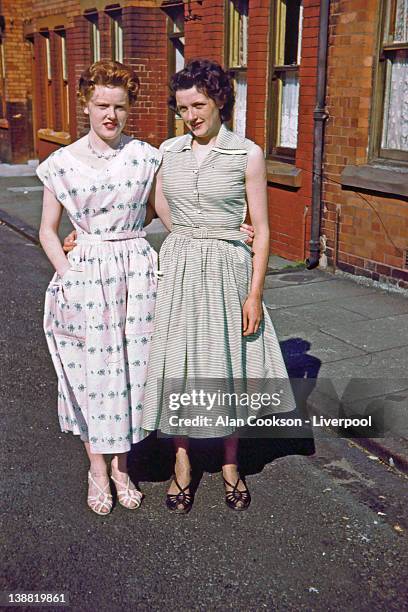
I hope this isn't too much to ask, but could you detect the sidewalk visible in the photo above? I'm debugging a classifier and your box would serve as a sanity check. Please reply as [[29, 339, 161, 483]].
[[1, 171, 407, 472], [263, 269, 408, 472]]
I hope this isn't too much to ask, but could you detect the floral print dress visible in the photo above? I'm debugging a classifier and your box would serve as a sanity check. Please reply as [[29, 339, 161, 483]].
[[36, 139, 161, 453]]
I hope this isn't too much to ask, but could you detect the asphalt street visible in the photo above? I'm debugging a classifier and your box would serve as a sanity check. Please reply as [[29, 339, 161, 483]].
[[1, 223, 407, 612]]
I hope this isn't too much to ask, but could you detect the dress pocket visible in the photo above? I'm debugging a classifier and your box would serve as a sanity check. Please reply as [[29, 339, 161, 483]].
[[52, 267, 86, 339], [125, 271, 157, 335], [58, 268, 86, 319]]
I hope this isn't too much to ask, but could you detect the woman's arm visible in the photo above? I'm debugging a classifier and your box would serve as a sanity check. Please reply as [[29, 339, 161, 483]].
[[39, 187, 71, 277], [242, 144, 270, 336], [148, 169, 172, 231], [144, 202, 157, 227]]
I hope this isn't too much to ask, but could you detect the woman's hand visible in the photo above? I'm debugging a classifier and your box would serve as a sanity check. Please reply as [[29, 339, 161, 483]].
[[63, 230, 77, 253], [239, 223, 254, 245], [242, 293, 263, 336]]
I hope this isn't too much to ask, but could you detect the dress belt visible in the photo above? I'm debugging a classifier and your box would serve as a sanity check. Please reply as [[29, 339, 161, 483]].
[[171, 224, 245, 241], [76, 229, 147, 244]]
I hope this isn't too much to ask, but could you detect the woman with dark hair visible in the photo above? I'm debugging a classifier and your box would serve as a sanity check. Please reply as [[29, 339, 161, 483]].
[[142, 59, 296, 512]]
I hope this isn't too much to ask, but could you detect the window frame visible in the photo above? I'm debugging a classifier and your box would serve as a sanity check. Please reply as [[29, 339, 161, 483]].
[[86, 12, 100, 63], [267, 0, 303, 163], [164, 3, 185, 137], [109, 9, 124, 63], [41, 31, 54, 129], [370, 0, 408, 164], [225, 0, 248, 71], [225, 0, 249, 136], [55, 29, 69, 133]]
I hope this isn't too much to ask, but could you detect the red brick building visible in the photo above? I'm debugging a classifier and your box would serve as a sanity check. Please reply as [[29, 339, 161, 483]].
[[0, 0, 34, 162], [0, 0, 407, 286], [321, 0, 408, 288]]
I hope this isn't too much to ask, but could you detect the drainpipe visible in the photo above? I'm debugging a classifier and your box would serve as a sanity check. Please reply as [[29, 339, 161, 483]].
[[306, 0, 330, 269]]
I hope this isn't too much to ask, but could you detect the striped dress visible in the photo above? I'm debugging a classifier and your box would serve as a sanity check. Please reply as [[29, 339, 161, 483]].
[[142, 124, 296, 437]]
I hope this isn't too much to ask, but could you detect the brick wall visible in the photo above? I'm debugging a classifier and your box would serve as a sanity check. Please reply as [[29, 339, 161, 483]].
[[249, 0, 321, 261], [71, 14, 92, 138], [322, 0, 408, 288], [123, 6, 169, 147], [183, 2, 204, 59], [201, 0, 225, 64], [0, 0, 35, 162], [30, 0, 79, 20]]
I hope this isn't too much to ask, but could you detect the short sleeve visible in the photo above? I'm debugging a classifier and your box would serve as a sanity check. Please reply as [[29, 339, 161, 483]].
[[149, 143, 162, 172], [36, 155, 57, 196]]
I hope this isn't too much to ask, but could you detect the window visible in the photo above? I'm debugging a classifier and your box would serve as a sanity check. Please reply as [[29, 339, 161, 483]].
[[166, 4, 185, 136], [87, 13, 100, 63], [57, 30, 69, 132], [110, 11, 123, 63], [372, 0, 408, 162], [42, 33, 54, 128], [226, 0, 248, 137], [268, 0, 303, 161]]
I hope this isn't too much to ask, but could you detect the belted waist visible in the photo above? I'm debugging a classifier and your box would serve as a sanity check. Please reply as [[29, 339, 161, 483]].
[[171, 224, 245, 241], [76, 229, 146, 244]]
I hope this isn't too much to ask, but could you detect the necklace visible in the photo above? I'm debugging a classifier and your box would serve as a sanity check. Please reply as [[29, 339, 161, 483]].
[[87, 134, 124, 160]]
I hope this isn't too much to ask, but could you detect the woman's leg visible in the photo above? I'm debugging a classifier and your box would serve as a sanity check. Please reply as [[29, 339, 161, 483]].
[[222, 436, 241, 482], [111, 452, 143, 509], [222, 436, 250, 510], [168, 437, 191, 494], [111, 451, 129, 475], [84, 443, 111, 514], [166, 437, 193, 512]]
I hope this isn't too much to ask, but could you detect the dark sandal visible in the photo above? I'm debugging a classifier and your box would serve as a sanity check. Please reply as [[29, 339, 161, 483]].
[[223, 476, 251, 511], [166, 476, 193, 514]]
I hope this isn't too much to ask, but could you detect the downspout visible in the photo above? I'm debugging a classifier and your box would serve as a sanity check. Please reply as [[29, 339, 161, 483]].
[[306, 0, 330, 269]]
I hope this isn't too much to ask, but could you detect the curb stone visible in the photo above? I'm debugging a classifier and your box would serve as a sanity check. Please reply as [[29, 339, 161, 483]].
[[0, 208, 39, 244]]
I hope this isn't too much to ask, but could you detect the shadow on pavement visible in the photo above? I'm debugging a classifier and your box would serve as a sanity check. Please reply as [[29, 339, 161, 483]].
[[128, 338, 321, 483]]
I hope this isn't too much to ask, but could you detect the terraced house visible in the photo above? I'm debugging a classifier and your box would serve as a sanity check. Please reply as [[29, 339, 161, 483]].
[[0, 0, 407, 287]]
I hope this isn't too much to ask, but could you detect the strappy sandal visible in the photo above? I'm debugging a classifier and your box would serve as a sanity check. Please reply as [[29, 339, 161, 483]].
[[222, 475, 251, 511], [87, 471, 113, 516], [166, 476, 193, 514], [111, 471, 143, 510]]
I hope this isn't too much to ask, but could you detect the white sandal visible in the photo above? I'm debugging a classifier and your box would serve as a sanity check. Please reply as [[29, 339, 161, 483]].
[[111, 471, 143, 510], [87, 471, 113, 516]]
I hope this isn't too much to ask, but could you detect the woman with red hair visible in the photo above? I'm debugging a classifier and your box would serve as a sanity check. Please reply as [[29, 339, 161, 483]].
[[37, 61, 162, 515]]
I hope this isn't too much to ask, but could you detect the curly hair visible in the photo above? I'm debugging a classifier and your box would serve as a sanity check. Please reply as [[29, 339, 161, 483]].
[[78, 61, 140, 106], [168, 59, 235, 122]]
